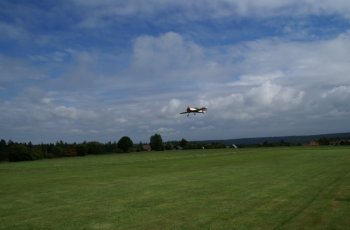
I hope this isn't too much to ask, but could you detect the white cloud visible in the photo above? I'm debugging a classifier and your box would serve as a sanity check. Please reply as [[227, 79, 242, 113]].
[[3, 29, 350, 142], [232, 32, 350, 90], [246, 81, 304, 109], [161, 99, 182, 114], [190, 125, 214, 131], [131, 32, 203, 78], [322, 86, 350, 110], [155, 127, 175, 133], [2, 1, 350, 142], [0, 21, 28, 41], [228, 72, 284, 87], [72, 0, 350, 28], [129, 32, 233, 90], [0, 55, 47, 83]]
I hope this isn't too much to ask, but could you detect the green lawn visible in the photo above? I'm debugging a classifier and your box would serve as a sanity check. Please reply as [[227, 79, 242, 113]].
[[0, 147, 349, 229]]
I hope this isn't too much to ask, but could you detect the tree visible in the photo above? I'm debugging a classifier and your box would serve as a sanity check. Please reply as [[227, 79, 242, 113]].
[[179, 138, 188, 148], [150, 134, 164, 151], [76, 143, 88, 156], [52, 145, 64, 157], [8, 144, 32, 162], [165, 142, 173, 150], [0, 139, 7, 161], [117, 136, 133, 152], [318, 137, 329, 145], [105, 141, 118, 153], [87, 141, 104, 154], [136, 142, 145, 152]]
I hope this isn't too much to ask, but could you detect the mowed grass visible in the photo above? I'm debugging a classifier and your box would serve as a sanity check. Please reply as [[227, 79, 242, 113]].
[[0, 147, 349, 229]]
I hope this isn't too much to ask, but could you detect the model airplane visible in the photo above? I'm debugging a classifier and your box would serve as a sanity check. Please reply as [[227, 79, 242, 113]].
[[180, 106, 207, 116]]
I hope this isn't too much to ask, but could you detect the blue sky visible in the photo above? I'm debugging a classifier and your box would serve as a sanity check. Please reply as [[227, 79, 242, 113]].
[[1, 0, 350, 143]]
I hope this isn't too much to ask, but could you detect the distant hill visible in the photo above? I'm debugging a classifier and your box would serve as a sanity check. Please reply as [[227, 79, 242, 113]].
[[196, 132, 350, 146]]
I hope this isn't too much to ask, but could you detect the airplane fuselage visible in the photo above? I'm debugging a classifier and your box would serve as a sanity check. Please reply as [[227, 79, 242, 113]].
[[180, 106, 207, 116]]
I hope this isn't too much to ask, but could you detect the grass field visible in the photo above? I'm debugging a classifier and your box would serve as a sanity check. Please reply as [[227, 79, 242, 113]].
[[0, 147, 349, 229]]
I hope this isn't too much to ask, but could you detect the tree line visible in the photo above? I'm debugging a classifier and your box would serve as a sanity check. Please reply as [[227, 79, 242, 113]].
[[0, 134, 150, 162], [0, 134, 227, 162], [316, 137, 350, 145]]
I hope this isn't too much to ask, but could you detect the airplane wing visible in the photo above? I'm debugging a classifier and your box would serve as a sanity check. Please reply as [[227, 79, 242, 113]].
[[180, 111, 189, 114]]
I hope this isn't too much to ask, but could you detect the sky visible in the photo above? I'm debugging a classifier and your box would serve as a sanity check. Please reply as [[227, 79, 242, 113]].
[[1, 0, 350, 144]]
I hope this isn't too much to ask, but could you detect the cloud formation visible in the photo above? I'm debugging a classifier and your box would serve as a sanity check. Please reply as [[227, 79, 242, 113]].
[[1, 1, 350, 143]]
